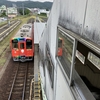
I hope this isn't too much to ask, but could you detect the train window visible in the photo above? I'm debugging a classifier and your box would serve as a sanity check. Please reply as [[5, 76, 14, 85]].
[[76, 50, 85, 64], [26, 39, 32, 49], [88, 52, 100, 70], [12, 43, 18, 49], [74, 43, 100, 100], [12, 39, 18, 43], [12, 39, 18, 49], [57, 29, 74, 79], [19, 38, 24, 41], [20, 43, 24, 49]]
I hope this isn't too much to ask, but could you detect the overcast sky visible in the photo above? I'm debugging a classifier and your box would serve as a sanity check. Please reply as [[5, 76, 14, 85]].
[[8, 0, 53, 2]]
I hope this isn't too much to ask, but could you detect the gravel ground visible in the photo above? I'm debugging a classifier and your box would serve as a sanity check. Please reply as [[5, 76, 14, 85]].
[[0, 49, 14, 100]]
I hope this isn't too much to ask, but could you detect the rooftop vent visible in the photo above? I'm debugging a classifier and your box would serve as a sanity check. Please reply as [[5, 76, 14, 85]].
[[20, 32, 26, 37]]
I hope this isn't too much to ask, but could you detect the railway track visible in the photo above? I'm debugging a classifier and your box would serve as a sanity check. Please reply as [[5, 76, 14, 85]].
[[0, 20, 16, 33], [3, 61, 34, 100], [0, 20, 21, 42], [27, 18, 35, 24]]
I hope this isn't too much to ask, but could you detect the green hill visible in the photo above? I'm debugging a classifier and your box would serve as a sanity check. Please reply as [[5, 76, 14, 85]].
[[0, 0, 53, 9]]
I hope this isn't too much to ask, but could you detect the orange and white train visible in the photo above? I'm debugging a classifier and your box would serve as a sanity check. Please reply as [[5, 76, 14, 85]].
[[10, 23, 34, 62]]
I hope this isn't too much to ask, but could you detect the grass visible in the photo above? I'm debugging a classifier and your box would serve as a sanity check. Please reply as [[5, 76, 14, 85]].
[[0, 58, 6, 68], [37, 13, 47, 18]]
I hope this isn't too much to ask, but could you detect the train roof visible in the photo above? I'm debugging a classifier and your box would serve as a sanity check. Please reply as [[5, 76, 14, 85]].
[[13, 23, 33, 39]]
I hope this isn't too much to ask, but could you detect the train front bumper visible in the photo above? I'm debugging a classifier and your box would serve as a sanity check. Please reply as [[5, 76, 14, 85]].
[[13, 56, 33, 62]]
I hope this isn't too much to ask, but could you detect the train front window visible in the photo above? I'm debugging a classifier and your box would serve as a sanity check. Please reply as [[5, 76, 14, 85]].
[[20, 43, 24, 49], [12, 39, 18, 49], [26, 39, 32, 49]]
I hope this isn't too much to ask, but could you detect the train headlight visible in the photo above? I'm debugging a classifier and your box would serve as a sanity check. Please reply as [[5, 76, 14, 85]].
[[21, 49, 24, 53]]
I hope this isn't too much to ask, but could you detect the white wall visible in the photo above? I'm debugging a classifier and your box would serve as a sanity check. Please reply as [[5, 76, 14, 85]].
[[39, 0, 75, 99], [39, 0, 100, 100], [84, 0, 100, 44], [59, 0, 86, 35], [55, 64, 74, 100], [59, 0, 100, 46]]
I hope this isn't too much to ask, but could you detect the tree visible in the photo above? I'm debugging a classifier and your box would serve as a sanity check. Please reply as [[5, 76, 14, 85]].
[[24, 8, 30, 15], [0, 10, 6, 17], [18, 8, 30, 15]]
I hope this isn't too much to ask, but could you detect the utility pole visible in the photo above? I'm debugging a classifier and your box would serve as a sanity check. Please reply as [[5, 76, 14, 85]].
[[6, 5, 10, 27], [22, 3, 24, 16]]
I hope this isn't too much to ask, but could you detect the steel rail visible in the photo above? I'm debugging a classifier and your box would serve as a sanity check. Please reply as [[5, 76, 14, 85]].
[[8, 63, 28, 100], [0, 21, 20, 42], [8, 63, 20, 100], [0, 21, 20, 37], [0, 20, 16, 30], [22, 63, 28, 100]]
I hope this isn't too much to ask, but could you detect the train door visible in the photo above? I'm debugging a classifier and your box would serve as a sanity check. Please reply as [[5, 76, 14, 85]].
[[26, 39, 33, 57], [19, 42, 26, 58]]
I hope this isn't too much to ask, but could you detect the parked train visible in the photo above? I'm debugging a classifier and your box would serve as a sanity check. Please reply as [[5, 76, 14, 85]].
[[10, 23, 34, 62]]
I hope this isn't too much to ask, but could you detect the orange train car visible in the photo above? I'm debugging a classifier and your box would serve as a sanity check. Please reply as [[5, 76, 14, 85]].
[[10, 23, 34, 62]]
